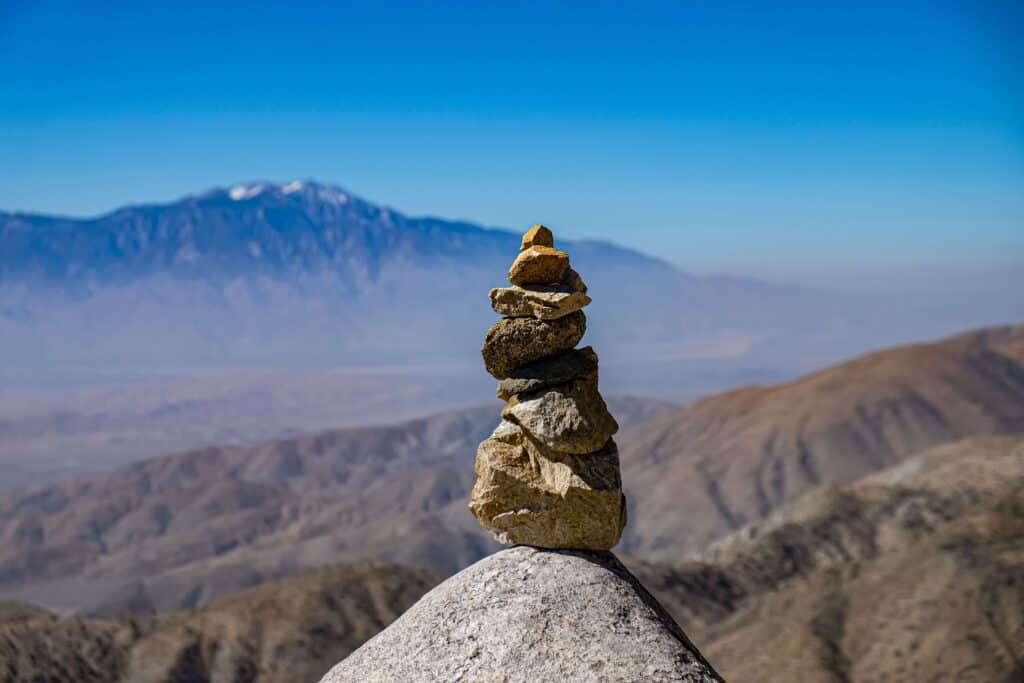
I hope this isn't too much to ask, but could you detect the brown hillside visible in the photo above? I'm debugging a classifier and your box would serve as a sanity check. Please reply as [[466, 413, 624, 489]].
[[0, 396, 671, 614], [619, 324, 1024, 560], [0, 561, 441, 683], [4, 436, 1020, 683], [629, 435, 1024, 682]]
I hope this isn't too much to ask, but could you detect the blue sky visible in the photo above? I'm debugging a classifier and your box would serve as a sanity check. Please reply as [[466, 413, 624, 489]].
[[1, 0, 1021, 278]]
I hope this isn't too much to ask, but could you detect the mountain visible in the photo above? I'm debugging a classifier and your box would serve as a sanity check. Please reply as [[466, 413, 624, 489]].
[[4, 435, 1020, 683], [2, 324, 1022, 616], [5, 180, 1018, 384], [0, 396, 672, 614], [0, 561, 441, 683], [632, 434, 1024, 682], [0, 180, 801, 373], [619, 324, 1024, 561]]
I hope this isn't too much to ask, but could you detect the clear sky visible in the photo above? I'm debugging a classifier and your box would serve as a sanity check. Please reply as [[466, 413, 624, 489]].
[[2, 0, 1021, 279]]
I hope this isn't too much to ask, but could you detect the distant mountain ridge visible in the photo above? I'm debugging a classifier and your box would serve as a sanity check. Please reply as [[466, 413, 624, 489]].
[[3, 179, 1021, 388], [2, 180, 816, 374], [0, 180, 671, 283]]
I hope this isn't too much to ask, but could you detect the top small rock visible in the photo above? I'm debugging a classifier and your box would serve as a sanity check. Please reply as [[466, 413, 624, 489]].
[[521, 225, 554, 251]]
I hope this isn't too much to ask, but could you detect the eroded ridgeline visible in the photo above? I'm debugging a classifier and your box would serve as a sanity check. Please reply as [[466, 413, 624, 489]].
[[470, 225, 627, 549]]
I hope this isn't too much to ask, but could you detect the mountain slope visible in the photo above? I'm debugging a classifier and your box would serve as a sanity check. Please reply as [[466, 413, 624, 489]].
[[1, 325, 1021, 617], [0, 396, 672, 614], [4, 436, 1020, 683], [631, 435, 1024, 682], [619, 324, 1024, 560], [0, 561, 442, 683]]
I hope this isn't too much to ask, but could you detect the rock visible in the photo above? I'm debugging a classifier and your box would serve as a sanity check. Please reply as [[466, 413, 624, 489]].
[[503, 373, 618, 453], [520, 224, 555, 250], [481, 310, 586, 379], [489, 283, 592, 320], [562, 266, 588, 294], [508, 246, 570, 286], [319, 546, 723, 683], [497, 346, 599, 400], [469, 421, 626, 549]]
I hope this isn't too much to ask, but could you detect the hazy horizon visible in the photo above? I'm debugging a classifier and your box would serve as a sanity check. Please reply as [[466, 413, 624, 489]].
[[3, 1, 1021, 287]]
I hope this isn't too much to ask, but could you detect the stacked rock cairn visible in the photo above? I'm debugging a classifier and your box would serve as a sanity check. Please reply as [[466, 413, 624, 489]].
[[470, 225, 627, 549]]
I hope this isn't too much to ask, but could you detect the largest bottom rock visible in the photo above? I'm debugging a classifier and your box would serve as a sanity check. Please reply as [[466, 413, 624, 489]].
[[468, 420, 626, 550], [319, 546, 723, 683]]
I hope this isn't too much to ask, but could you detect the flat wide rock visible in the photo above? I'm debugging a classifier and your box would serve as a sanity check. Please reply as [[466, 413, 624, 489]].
[[482, 310, 586, 379], [490, 283, 592, 320], [469, 420, 626, 549], [503, 373, 618, 453], [319, 546, 723, 683]]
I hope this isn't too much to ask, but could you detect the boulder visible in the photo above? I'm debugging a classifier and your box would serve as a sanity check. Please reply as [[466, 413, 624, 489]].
[[319, 546, 723, 683], [489, 283, 591, 320], [497, 346, 599, 400], [503, 373, 618, 453], [469, 420, 626, 549], [508, 245, 570, 286], [481, 310, 586, 379], [520, 224, 554, 250]]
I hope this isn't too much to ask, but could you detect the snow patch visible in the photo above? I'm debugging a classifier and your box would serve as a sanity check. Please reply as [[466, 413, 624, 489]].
[[229, 184, 266, 200], [282, 180, 306, 194]]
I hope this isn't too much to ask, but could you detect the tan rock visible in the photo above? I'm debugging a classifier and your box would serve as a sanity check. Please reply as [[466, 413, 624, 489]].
[[469, 420, 627, 550], [481, 310, 586, 379], [489, 283, 591, 320], [497, 347, 599, 401], [503, 373, 618, 453], [520, 224, 554, 250], [561, 267, 588, 295], [508, 246, 569, 286]]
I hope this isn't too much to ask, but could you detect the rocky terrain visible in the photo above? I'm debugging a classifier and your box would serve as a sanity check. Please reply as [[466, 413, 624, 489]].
[[322, 547, 721, 682], [3, 434, 1020, 682], [0, 562, 440, 683], [636, 434, 1024, 682], [2, 326, 1021, 617], [0, 397, 669, 614], [620, 323, 1024, 560]]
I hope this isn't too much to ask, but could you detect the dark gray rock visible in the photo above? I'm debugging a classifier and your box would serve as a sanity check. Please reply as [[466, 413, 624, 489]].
[[481, 310, 586, 379], [497, 346, 599, 400], [319, 546, 723, 683]]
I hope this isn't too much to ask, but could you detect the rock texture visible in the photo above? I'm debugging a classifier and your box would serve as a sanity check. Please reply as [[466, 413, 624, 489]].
[[503, 375, 618, 453], [474, 227, 625, 548], [497, 346, 599, 400], [470, 421, 626, 549], [520, 223, 554, 249], [489, 283, 592, 320], [507, 245, 570, 285], [482, 311, 587, 379], [320, 546, 723, 683]]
